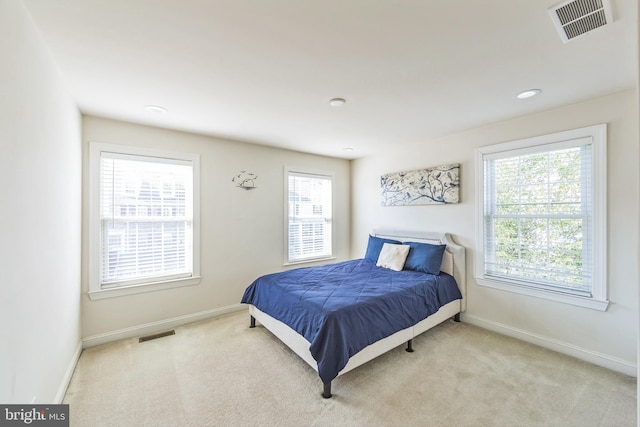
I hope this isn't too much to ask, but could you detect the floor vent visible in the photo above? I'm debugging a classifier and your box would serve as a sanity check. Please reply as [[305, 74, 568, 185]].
[[139, 330, 175, 343], [548, 0, 612, 43]]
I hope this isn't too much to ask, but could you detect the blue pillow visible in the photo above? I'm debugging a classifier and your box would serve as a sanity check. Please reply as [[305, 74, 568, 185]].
[[364, 235, 400, 262], [404, 242, 446, 274]]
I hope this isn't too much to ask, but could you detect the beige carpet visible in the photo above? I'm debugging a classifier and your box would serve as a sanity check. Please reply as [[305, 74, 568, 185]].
[[64, 311, 636, 426]]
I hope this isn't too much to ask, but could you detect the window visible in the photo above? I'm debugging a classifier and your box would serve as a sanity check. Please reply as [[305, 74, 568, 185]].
[[285, 167, 333, 263], [475, 124, 607, 310], [89, 142, 200, 299]]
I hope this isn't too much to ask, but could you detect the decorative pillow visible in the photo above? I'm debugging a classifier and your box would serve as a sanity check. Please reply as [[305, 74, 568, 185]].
[[364, 235, 401, 262], [403, 241, 447, 275], [376, 243, 410, 271]]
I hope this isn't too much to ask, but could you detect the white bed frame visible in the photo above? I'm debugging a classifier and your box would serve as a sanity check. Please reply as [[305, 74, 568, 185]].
[[248, 228, 466, 397]]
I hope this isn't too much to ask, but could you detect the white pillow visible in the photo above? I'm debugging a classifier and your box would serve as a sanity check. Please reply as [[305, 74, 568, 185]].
[[376, 243, 410, 271]]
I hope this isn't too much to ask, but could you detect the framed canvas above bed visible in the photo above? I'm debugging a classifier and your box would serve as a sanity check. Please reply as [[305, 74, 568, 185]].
[[381, 165, 460, 206]]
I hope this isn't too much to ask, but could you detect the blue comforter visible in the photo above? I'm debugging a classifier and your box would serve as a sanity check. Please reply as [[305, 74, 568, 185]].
[[241, 259, 462, 384]]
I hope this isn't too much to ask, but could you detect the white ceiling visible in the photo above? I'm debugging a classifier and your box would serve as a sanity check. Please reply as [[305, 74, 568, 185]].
[[22, 0, 637, 159]]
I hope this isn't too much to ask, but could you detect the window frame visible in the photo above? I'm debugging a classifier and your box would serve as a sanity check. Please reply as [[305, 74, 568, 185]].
[[284, 166, 334, 265], [88, 142, 201, 300], [475, 124, 608, 311]]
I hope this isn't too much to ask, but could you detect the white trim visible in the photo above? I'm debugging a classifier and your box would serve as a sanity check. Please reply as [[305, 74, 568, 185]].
[[283, 166, 335, 264], [476, 277, 609, 311], [481, 136, 592, 160], [475, 124, 607, 310], [82, 304, 245, 348], [590, 125, 608, 302], [54, 340, 82, 403], [283, 256, 336, 267], [462, 313, 636, 377], [88, 141, 201, 296], [87, 275, 201, 300], [476, 125, 605, 157]]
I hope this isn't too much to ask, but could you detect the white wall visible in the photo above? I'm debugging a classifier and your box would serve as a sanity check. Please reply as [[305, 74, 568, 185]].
[[351, 90, 638, 375], [0, 0, 82, 403], [81, 116, 351, 341]]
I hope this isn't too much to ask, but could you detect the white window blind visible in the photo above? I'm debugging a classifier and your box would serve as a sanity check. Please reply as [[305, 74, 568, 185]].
[[476, 124, 608, 310], [99, 152, 194, 288], [286, 170, 332, 263], [483, 142, 593, 296]]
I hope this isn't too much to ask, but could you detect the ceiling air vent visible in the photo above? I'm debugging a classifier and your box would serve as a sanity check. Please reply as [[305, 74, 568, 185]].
[[548, 0, 613, 43]]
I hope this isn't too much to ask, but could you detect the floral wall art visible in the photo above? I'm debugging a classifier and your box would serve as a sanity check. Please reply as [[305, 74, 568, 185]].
[[381, 164, 459, 206]]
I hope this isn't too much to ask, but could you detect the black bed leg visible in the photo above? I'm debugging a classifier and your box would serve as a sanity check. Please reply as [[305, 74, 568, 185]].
[[250, 315, 256, 328], [322, 382, 332, 398], [406, 339, 414, 353], [453, 313, 461, 322]]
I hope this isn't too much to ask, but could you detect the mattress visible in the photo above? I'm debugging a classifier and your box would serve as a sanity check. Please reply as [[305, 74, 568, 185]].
[[241, 259, 462, 383]]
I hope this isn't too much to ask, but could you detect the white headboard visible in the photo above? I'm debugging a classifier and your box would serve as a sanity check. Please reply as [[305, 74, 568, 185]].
[[372, 228, 466, 312]]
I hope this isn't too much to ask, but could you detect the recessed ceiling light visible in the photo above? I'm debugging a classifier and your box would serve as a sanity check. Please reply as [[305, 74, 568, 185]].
[[329, 98, 346, 107], [145, 105, 168, 113], [516, 89, 541, 99]]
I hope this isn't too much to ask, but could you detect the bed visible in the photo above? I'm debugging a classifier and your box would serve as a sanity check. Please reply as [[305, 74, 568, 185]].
[[241, 228, 466, 398]]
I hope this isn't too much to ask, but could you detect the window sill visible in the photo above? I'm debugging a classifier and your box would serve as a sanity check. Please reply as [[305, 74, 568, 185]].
[[284, 256, 336, 267], [88, 276, 201, 300], [476, 277, 609, 311]]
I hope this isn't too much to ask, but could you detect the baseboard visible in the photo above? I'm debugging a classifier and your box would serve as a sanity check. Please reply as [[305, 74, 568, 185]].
[[55, 340, 82, 403], [461, 313, 637, 377], [82, 304, 247, 348]]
